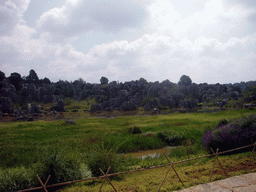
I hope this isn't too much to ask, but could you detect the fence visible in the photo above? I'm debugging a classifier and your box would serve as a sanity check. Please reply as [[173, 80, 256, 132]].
[[18, 142, 256, 192]]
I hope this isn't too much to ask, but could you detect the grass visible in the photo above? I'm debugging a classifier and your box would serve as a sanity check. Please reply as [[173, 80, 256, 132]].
[[1, 109, 256, 168], [1, 109, 256, 191], [59, 152, 256, 192]]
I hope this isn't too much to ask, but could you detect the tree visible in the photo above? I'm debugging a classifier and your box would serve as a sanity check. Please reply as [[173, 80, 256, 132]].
[[139, 77, 147, 84], [0, 71, 6, 81], [188, 83, 199, 99], [178, 75, 192, 86], [100, 76, 108, 85], [26, 69, 39, 83], [42, 77, 51, 84], [8, 72, 23, 90]]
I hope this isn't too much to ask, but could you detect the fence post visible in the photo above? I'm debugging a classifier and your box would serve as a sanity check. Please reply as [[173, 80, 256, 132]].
[[158, 158, 176, 192], [36, 175, 51, 192], [99, 167, 118, 192], [210, 148, 228, 182], [246, 142, 256, 171], [209, 148, 218, 182], [99, 167, 111, 192]]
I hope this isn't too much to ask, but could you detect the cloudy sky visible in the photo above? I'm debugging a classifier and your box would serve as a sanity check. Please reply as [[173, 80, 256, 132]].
[[0, 0, 256, 84]]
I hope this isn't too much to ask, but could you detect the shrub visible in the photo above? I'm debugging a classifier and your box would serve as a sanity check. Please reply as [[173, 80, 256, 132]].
[[0, 166, 36, 191], [117, 136, 165, 153], [217, 119, 228, 127], [128, 126, 142, 134], [157, 130, 187, 146], [141, 132, 157, 137], [36, 141, 83, 185], [202, 115, 256, 153], [84, 142, 124, 177]]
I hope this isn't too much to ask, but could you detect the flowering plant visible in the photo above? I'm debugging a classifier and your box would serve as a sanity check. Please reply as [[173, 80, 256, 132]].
[[202, 115, 256, 153]]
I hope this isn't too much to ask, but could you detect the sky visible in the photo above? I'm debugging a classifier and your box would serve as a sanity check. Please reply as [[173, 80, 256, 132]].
[[0, 0, 256, 84]]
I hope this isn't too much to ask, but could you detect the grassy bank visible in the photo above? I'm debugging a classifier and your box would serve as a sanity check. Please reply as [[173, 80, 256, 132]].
[[1, 109, 256, 191], [1, 109, 256, 168]]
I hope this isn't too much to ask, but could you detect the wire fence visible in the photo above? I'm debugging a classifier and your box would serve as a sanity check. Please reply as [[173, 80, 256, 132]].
[[18, 142, 256, 192]]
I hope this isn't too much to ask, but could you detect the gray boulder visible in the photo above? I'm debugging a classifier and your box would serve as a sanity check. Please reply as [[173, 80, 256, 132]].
[[50, 99, 65, 112], [0, 97, 13, 114], [28, 103, 41, 114], [90, 104, 102, 112], [66, 120, 76, 124]]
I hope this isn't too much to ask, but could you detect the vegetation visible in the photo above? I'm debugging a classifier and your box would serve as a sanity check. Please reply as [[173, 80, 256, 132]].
[[1, 109, 256, 191], [203, 115, 256, 153]]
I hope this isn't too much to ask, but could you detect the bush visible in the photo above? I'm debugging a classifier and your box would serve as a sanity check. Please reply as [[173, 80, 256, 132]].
[[202, 115, 256, 153], [128, 126, 142, 134], [217, 119, 228, 127], [84, 141, 124, 177], [37, 141, 83, 185], [117, 136, 165, 153], [0, 166, 36, 191], [157, 130, 187, 146]]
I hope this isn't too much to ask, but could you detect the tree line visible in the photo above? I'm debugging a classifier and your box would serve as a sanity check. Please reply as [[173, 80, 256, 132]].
[[0, 70, 256, 114]]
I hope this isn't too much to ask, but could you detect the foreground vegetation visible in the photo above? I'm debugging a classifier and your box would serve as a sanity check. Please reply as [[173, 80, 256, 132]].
[[1, 109, 256, 191]]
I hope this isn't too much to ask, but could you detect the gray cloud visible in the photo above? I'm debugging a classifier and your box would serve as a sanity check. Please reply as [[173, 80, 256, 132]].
[[228, 0, 256, 8]]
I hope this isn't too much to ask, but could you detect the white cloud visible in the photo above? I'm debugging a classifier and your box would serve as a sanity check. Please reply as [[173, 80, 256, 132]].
[[37, 0, 146, 42], [0, 0, 30, 36], [0, 0, 255, 84]]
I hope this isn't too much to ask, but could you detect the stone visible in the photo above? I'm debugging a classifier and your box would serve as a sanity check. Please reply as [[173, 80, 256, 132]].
[[28, 103, 41, 114], [66, 120, 76, 124], [0, 97, 13, 114], [27, 116, 34, 121], [50, 99, 65, 112], [152, 108, 161, 114]]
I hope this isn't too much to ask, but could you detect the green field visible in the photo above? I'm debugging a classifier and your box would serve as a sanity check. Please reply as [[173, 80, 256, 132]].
[[1, 109, 256, 191]]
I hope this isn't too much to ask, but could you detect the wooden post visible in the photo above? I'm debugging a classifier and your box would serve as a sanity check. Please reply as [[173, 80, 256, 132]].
[[99, 167, 118, 192], [163, 154, 185, 187], [158, 158, 176, 192], [209, 148, 218, 182], [210, 148, 228, 178], [246, 142, 256, 171], [36, 175, 50, 192], [99, 167, 111, 192]]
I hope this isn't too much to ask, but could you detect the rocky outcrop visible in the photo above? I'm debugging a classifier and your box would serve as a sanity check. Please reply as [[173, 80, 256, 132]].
[[50, 99, 65, 112], [0, 97, 13, 114]]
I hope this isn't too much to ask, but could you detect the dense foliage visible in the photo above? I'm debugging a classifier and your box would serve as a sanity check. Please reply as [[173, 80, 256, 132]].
[[202, 115, 256, 153], [157, 130, 187, 146], [85, 141, 124, 177], [1, 69, 256, 114]]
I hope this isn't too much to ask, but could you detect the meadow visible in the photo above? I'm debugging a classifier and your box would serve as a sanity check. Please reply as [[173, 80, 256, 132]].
[[1, 109, 256, 191]]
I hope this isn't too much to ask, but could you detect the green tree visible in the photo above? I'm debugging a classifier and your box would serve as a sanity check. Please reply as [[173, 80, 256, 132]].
[[26, 69, 39, 83], [8, 72, 23, 90], [178, 75, 192, 86], [100, 76, 108, 85], [0, 71, 6, 81], [42, 77, 51, 84]]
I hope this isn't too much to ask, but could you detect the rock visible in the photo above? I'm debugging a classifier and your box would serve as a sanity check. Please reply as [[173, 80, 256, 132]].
[[90, 104, 102, 112], [178, 108, 186, 113], [50, 99, 65, 112], [49, 110, 58, 115], [27, 116, 34, 121], [16, 116, 27, 121], [0, 97, 13, 114], [28, 103, 41, 114], [66, 120, 76, 124], [44, 95, 56, 103], [152, 108, 161, 115]]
